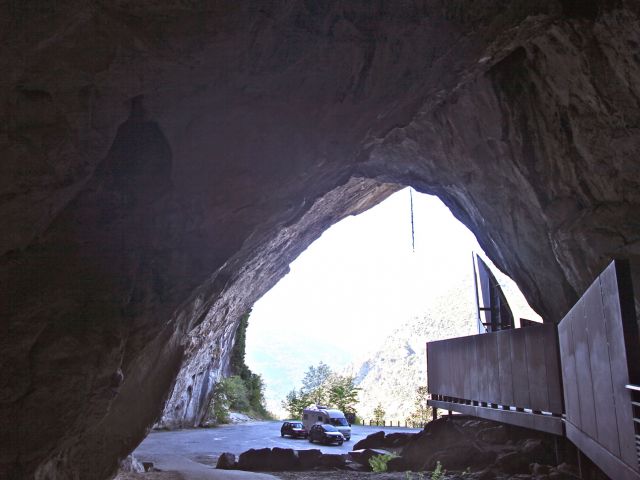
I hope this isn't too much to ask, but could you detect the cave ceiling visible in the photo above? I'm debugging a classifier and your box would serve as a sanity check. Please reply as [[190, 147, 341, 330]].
[[1, 1, 640, 478]]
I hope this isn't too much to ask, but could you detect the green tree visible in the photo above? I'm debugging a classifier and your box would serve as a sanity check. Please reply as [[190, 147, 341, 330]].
[[281, 388, 311, 419], [222, 375, 250, 411], [301, 362, 332, 394], [373, 403, 386, 423], [406, 386, 432, 427], [230, 311, 252, 380], [205, 310, 272, 422], [245, 372, 268, 417], [327, 374, 360, 415], [208, 381, 230, 424], [282, 363, 363, 420]]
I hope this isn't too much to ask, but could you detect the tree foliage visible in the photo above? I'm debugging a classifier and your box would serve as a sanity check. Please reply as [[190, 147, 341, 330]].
[[230, 311, 251, 379], [282, 389, 311, 419], [206, 310, 270, 423], [369, 453, 396, 472], [327, 374, 360, 415], [406, 386, 432, 427], [373, 403, 386, 423], [281, 363, 361, 419], [301, 361, 332, 398]]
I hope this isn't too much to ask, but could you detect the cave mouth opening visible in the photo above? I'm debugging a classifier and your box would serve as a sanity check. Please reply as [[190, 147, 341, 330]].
[[243, 186, 541, 421]]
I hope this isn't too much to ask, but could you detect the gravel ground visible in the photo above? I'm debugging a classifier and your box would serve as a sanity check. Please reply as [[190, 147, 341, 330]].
[[114, 472, 185, 480], [274, 473, 414, 480], [272, 472, 474, 480]]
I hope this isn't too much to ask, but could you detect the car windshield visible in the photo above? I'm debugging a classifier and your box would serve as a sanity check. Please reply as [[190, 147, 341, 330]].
[[322, 424, 338, 432], [330, 417, 349, 426], [291, 423, 303, 428]]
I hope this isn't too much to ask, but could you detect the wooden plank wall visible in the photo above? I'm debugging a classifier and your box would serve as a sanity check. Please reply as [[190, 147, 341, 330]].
[[427, 323, 564, 434], [558, 259, 640, 480]]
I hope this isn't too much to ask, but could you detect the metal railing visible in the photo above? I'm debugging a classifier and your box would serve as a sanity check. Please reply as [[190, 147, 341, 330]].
[[627, 384, 640, 465], [361, 419, 427, 429]]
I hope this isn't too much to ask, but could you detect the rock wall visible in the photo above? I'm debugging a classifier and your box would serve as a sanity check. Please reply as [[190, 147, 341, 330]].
[[1, 1, 639, 478]]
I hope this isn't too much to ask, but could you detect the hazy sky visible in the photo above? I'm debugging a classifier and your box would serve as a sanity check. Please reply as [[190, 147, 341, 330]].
[[245, 188, 539, 414]]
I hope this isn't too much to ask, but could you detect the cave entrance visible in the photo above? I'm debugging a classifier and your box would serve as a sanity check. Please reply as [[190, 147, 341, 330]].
[[243, 187, 540, 421]]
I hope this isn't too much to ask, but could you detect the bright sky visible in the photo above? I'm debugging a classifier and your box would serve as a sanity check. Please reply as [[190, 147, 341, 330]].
[[245, 187, 540, 415]]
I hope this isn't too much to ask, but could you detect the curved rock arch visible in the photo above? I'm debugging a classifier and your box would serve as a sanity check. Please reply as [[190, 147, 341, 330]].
[[1, 1, 639, 478]]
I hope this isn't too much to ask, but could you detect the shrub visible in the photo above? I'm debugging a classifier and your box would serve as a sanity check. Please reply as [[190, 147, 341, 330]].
[[207, 382, 230, 424], [369, 453, 396, 473], [223, 376, 250, 412], [373, 403, 386, 424], [431, 461, 446, 480]]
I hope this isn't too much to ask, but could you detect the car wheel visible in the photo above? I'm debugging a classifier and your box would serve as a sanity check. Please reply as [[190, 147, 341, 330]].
[[308, 436, 313, 443], [281, 432, 284, 437], [338, 440, 343, 446]]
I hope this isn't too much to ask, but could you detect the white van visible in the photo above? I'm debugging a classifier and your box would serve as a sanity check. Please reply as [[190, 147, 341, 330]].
[[302, 405, 351, 440]]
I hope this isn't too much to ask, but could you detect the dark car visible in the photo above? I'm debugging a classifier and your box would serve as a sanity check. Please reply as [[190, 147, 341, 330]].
[[308, 423, 345, 445], [280, 421, 308, 438]]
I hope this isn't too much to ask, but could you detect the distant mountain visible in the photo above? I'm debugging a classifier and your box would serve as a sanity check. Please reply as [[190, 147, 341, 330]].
[[345, 277, 477, 422], [347, 264, 541, 422]]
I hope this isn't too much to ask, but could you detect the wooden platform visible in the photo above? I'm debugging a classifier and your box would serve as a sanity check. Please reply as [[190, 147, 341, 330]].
[[427, 259, 640, 480], [428, 398, 563, 435]]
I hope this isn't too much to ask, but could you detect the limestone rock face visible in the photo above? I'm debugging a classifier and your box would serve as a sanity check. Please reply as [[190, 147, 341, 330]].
[[1, 1, 639, 479]]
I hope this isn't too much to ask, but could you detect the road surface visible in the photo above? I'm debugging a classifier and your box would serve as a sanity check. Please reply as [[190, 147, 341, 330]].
[[134, 421, 421, 468]]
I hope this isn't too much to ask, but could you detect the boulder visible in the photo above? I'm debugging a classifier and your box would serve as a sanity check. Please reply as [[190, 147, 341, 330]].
[[215, 452, 236, 470], [495, 451, 531, 474], [401, 417, 494, 471], [426, 445, 491, 471], [343, 461, 368, 472], [530, 462, 551, 475], [296, 449, 323, 469], [236, 447, 300, 471], [270, 447, 299, 471], [472, 468, 501, 480], [318, 453, 347, 469], [553, 462, 580, 478], [237, 448, 272, 471], [477, 425, 508, 444], [519, 438, 554, 465], [353, 431, 386, 450], [347, 449, 392, 469], [549, 471, 580, 480], [386, 456, 410, 472], [119, 455, 145, 473], [384, 432, 415, 448]]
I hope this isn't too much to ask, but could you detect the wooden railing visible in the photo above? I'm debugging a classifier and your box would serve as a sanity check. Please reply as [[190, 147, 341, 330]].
[[427, 259, 640, 480], [558, 259, 640, 480], [427, 323, 564, 435]]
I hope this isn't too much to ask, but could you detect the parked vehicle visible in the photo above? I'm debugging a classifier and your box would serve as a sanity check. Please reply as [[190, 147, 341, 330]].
[[280, 421, 308, 438], [302, 405, 352, 440], [308, 424, 345, 445]]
